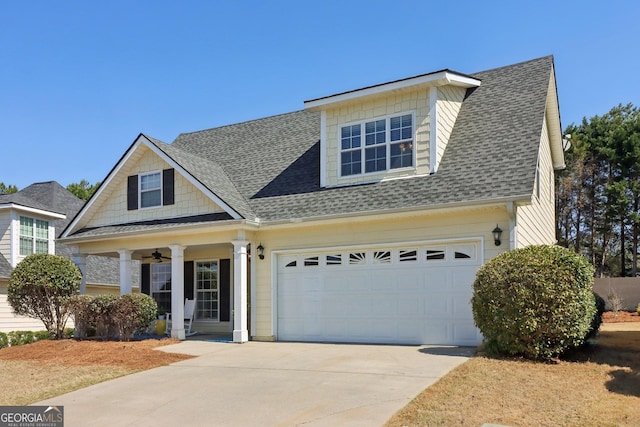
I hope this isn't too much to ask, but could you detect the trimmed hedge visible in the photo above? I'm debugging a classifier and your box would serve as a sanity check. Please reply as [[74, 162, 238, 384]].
[[65, 293, 158, 341], [471, 245, 596, 359]]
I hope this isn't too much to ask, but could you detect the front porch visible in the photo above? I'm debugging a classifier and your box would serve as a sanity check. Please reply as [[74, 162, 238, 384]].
[[73, 237, 255, 343]]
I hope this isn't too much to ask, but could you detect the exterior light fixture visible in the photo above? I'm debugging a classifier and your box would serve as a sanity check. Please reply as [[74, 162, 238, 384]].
[[492, 225, 503, 246], [257, 243, 265, 260]]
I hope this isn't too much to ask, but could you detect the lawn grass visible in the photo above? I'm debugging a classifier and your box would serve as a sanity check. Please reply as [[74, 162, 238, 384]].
[[385, 322, 640, 427], [0, 338, 193, 405]]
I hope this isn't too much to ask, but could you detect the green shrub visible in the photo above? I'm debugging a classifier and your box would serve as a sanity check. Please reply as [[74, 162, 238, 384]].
[[65, 294, 94, 338], [34, 330, 52, 341], [8, 254, 81, 339], [0, 332, 8, 349], [586, 292, 606, 341], [112, 293, 158, 341], [471, 245, 596, 360], [637, 303, 640, 315], [89, 294, 118, 340], [8, 330, 35, 346]]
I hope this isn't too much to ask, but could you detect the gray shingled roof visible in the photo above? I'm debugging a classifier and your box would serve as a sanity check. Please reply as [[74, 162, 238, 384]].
[[69, 56, 554, 237], [1, 182, 124, 285], [171, 56, 553, 222]]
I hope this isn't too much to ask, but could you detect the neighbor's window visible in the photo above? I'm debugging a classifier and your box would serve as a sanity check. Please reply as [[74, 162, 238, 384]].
[[19, 216, 49, 256], [140, 171, 162, 208], [341, 113, 414, 176]]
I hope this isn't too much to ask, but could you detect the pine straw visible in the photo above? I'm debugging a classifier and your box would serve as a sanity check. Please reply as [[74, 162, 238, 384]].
[[386, 321, 640, 427], [0, 338, 194, 405]]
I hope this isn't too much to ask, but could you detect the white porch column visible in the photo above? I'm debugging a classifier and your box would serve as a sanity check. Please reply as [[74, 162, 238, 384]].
[[73, 253, 88, 294], [232, 240, 249, 343], [169, 244, 186, 340], [118, 249, 133, 295]]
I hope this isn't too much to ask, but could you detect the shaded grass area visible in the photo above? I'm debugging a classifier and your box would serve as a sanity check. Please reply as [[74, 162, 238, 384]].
[[386, 323, 640, 427], [0, 339, 194, 405]]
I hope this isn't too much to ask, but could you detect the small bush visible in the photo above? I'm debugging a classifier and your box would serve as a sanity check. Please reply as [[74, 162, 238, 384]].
[[471, 245, 596, 360], [8, 254, 81, 339], [0, 332, 8, 349], [112, 293, 157, 341], [66, 294, 94, 339], [34, 330, 52, 341], [585, 292, 606, 341], [89, 294, 118, 340], [8, 330, 35, 346]]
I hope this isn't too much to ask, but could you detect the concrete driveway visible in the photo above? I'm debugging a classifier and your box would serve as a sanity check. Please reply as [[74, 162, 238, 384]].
[[37, 340, 472, 426]]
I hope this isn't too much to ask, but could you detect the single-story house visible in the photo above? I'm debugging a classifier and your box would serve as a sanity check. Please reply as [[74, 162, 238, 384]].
[[60, 56, 565, 346], [0, 181, 137, 333]]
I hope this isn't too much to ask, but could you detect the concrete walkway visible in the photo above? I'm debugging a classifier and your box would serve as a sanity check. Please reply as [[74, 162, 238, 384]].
[[37, 341, 473, 426]]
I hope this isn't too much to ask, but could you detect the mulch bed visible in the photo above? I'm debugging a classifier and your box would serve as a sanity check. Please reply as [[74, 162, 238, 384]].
[[602, 310, 640, 323]]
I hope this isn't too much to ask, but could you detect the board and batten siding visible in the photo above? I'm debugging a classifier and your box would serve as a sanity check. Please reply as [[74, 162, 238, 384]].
[[250, 206, 511, 341], [86, 147, 225, 228], [516, 116, 556, 247]]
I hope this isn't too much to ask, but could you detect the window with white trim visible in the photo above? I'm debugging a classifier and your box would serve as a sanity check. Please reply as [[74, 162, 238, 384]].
[[140, 171, 162, 208], [340, 113, 414, 176], [19, 216, 49, 256], [151, 263, 172, 312], [196, 261, 219, 321]]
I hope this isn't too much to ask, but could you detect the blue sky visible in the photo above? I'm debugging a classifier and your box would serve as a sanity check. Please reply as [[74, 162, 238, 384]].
[[1, 1, 639, 189]]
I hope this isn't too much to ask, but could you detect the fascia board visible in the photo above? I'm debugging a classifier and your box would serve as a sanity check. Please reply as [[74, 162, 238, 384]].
[[141, 136, 243, 220], [60, 135, 147, 238], [304, 70, 480, 111], [0, 204, 66, 219]]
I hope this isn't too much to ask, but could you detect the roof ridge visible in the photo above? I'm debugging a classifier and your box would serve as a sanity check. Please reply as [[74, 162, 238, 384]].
[[175, 109, 308, 139], [471, 55, 553, 76]]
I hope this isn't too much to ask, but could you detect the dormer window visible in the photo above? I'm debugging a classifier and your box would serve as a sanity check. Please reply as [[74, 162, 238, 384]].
[[340, 113, 414, 177], [127, 168, 175, 211]]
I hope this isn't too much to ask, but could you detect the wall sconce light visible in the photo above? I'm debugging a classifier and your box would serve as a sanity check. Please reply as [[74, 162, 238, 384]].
[[492, 225, 503, 246], [257, 243, 265, 260]]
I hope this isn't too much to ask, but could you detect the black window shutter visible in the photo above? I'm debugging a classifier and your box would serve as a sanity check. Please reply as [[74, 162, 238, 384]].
[[163, 168, 175, 206], [127, 175, 138, 210], [141, 264, 150, 295], [183, 261, 194, 301], [220, 259, 231, 322]]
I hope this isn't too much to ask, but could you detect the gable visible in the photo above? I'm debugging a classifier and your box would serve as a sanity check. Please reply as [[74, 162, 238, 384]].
[[74, 143, 229, 230]]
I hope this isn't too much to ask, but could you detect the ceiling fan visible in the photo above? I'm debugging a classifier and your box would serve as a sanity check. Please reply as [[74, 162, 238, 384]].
[[142, 249, 171, 263]]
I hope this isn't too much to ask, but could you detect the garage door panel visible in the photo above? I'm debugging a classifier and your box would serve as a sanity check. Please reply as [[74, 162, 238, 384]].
[[277, 243, 483, 346]]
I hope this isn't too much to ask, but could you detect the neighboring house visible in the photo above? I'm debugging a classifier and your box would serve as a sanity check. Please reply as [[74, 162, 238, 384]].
[[60, 56, 565, 346], [0, 182, 136, 333]]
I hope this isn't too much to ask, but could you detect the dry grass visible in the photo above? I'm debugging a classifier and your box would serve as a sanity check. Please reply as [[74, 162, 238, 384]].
[[386, 319, 640, 427], [0, 339, 193, 405]]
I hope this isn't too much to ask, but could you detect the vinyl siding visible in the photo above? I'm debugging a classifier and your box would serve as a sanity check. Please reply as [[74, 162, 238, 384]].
[[324, 88, 431, 186], [0, 212, 12, 267], [516, 116, 556, 247], [251, 206, 511, 340], [86, 147, 226, 228], [435, 86, 466, 171]]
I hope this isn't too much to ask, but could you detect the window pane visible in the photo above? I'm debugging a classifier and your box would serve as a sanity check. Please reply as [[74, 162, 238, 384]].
[[341, 125, 361, 150], [20, 237, 33, 256], [365, 146, 386, 173], [390, 114, 412, 142], [20, 217, 33, 236], [140, 172, 161, 191], [390, 141, 413, 169], [35, 239, 48, 254], [341, 150, 361, 176], [141, 189, 161, 208], [365, 120, 385, 146], [35, 220, 48, 239], [196, 261, 219, 321]]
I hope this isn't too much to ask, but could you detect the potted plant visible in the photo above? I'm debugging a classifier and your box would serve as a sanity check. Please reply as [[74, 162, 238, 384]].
[[155, 306, 167, 335]]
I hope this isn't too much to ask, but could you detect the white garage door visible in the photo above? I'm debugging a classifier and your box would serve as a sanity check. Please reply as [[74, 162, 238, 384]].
[[277, 242, 483, 346]]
